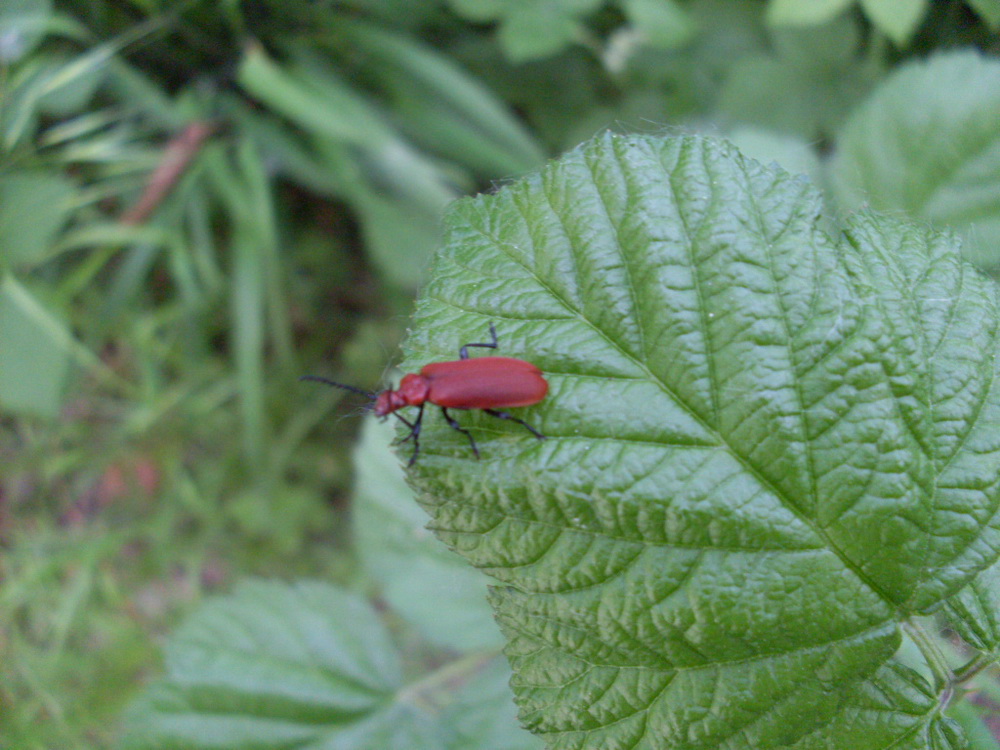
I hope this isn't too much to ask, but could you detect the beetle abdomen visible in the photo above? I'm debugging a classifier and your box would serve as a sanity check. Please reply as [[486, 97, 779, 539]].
[[421, 357, 548, 409]]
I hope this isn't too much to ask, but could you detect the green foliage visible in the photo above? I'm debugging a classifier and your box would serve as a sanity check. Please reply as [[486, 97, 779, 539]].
[[968, 0, 1000, 27], [0, 0, 53, 62], [3, 1, 1000, 748], [448, 0, 603, 62], [859, 0, 930, 45], [403, 133, 1000, 749], [767, 0, 854, 26], [120, 580, 409, 748], [944, 557, 1000, 655], [119, 580, 540, 749], [830, 51, 1000, 270], [620, 0, 695, 49], [767, 0, 930, 45], [717, 13, 877, 139], [339, 21, 544, 176], [448, 0, 695, 62], [234, 25, 546, 287], [0, 172, 75, 265], [0, 275, 76, 417]]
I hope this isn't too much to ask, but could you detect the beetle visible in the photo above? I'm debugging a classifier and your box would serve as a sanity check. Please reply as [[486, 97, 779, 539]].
[[302, 324, 547, 466]]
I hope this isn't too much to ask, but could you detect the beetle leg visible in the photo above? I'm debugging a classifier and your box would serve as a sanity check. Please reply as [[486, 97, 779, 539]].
[[440, 407, 480, 459], [483, 409, 545, 440], [459, 322, 499, 360], [403, 404, 424, 467], [392, 412, 417, 444]]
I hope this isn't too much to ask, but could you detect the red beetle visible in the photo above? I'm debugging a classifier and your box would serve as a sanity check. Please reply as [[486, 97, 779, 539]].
[[303, 324, 547, 465]]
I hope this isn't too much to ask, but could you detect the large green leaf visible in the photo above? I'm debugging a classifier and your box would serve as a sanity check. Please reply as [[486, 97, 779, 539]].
[[829, 51, 1000, 269], [119, 580, 539, 750], [400, 133, 1000, 749]]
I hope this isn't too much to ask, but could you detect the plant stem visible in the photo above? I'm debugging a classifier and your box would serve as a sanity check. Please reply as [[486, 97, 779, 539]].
[[904, 618, 954, 698], [953, 653, 999, 686], [397, 649, 501, 712]]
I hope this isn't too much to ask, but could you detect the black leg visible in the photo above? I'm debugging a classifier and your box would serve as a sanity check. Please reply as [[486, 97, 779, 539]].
[[392, 412, 417, 443], [441, 407, 479, 458], [459, 322, 498, 359], [397, 404, 424, 466], [483, 409, 545, 440]]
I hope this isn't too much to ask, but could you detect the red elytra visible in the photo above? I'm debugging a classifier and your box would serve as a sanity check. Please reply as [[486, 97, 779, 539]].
[[303, 324, 548, 466], [374, 357, 548, 415]]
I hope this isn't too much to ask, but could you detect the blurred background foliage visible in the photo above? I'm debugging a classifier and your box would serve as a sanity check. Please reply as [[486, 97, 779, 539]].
[[1, 0, 999, 747]]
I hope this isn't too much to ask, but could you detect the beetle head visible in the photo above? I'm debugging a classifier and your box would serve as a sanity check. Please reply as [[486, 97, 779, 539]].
[[373, 389, 399, 417], [374, 375, 430, 417]]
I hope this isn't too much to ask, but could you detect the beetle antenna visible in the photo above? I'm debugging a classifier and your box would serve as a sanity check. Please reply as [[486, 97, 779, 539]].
[[299, 375, 376, 401]]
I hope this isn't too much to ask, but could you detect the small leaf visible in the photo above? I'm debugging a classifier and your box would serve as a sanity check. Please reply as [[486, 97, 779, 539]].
[[0, 275, 74, 418], [447, 0, 507, 22], [860, 0, 929, 45], [0, 0, 51, 61], [766, 0, 853, 26], [472, 0, 603, 63], [829, 51, 1000, 268], [498, 4, 582, 62], [967, 0, 1000, 28], [622, 0, 696, 49], [402, 133, 1000, 748], [0, 171, 76, 267]]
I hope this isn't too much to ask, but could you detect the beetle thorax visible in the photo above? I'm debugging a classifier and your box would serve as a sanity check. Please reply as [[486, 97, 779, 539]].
[[374, 373, 430, 416]]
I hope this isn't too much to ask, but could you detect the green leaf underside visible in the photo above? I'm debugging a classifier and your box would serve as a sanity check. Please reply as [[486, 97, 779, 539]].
[[120, 581, 401, 748], [402, 134, 1000, 749], [119, 581, 539, 750]]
